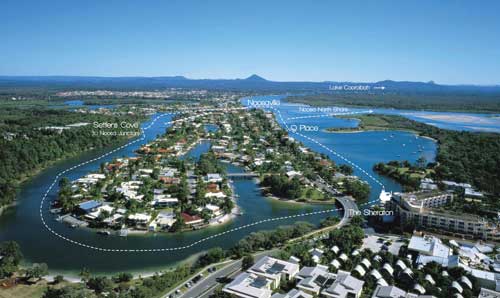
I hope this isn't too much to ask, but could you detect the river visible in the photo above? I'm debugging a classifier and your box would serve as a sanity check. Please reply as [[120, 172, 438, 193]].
[[3, 94, 493, 275], [0, 111, 334, 276]]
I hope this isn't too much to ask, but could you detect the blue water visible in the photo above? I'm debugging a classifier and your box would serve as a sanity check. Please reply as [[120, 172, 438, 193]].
[[242, 95, 438, 204], [0, 112, 334, 275], [63, 100, 115, 110], [2, 94, 494, 275], [254, 95, 500, 133]]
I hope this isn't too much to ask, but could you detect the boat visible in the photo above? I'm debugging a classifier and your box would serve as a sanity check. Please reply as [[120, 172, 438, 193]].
[[379, 189, 392, 203]]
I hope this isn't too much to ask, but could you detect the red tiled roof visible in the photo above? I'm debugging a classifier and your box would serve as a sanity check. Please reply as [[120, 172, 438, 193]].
[[181, 213, 202, 223]]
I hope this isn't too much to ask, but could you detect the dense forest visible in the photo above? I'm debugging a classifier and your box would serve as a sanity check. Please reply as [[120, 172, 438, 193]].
[[348, 114, 500, 195], [287, 93, 500, 113], [0, 108, 144, 208]]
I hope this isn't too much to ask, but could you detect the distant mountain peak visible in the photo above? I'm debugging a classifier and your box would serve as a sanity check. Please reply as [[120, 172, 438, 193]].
[[244, 74, 267, 81]]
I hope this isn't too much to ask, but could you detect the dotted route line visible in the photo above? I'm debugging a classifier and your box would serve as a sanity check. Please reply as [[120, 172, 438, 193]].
[[271, 107, 386, 188], [39, 106, 381, 252]]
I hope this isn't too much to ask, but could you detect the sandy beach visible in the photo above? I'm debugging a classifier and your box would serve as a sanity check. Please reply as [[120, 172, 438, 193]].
[[408, 113, 499, 125]]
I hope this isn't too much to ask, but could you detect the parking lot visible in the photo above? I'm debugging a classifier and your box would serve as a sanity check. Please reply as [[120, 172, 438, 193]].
[[362, 234, 406, 255]]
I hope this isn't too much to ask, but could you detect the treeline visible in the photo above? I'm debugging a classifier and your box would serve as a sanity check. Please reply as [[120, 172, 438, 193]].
[[356, 115, 500, 195], [41, 221, 317, 298], [342, 179, 371, 201], [261, 175, 303, 199], [196, 151, 226, 176], [286, 93, 500, 113], [0, 108, 144, 207], [373, 160, 428, 191]]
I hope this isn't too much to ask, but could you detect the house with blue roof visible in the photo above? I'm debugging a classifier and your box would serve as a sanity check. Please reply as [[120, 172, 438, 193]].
[[78, 200, 102, 213]]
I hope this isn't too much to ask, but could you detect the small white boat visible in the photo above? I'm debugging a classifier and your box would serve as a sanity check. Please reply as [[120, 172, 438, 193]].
[[379, 189, 392, 203]]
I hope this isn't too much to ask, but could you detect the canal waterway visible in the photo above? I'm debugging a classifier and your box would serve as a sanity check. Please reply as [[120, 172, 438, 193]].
[[0, 111, 334, 276]]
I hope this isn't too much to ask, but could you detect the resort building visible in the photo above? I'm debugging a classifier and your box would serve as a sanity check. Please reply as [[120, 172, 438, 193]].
[[479, 288, 500, 298], [296, 265, 334, 295], [371, 285, 431, 298], [389, 192, 500, 241], [408, 236, 452, 258], [271, 289, 312, 298], [322, 270, 364, 298], [223, 272, 273, 298], [248, 256, 300, 289]]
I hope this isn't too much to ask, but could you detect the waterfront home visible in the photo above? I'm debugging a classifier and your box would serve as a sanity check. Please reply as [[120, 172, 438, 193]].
[[102, 213, 123, 225], [78, 200, 102, 214], [152, 211, 176, 230], [248, 256, 300, 289], [75, 174, 105, 186], [223, 272, 272, 298], [204, 204, 222, 217], [181, 213, 203, 226], [205, 173, 223, 183], [84, 204, 114, 220], [128, 213, 151, 226]]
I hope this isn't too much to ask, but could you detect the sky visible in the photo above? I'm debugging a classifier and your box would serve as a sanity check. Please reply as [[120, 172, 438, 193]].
[[0, 0, 499, 85]]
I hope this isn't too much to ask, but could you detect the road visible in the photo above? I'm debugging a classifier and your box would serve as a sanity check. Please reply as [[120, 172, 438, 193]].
[[312, 177, 359, 227], [164, 250, 278, 298], [165, 179, 360, 298]]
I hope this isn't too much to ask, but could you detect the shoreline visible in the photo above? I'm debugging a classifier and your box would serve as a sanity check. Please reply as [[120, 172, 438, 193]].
[[323, 127, 438, 143], [0, 201, 17, 216], [263, 193, 337, 206], [0, 122, 145, 213], [40, 250, 206, 283]]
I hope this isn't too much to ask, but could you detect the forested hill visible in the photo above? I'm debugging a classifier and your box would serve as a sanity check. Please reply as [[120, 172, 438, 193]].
[[0, 109, 144, 208], [1, 76, 499, 94]]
